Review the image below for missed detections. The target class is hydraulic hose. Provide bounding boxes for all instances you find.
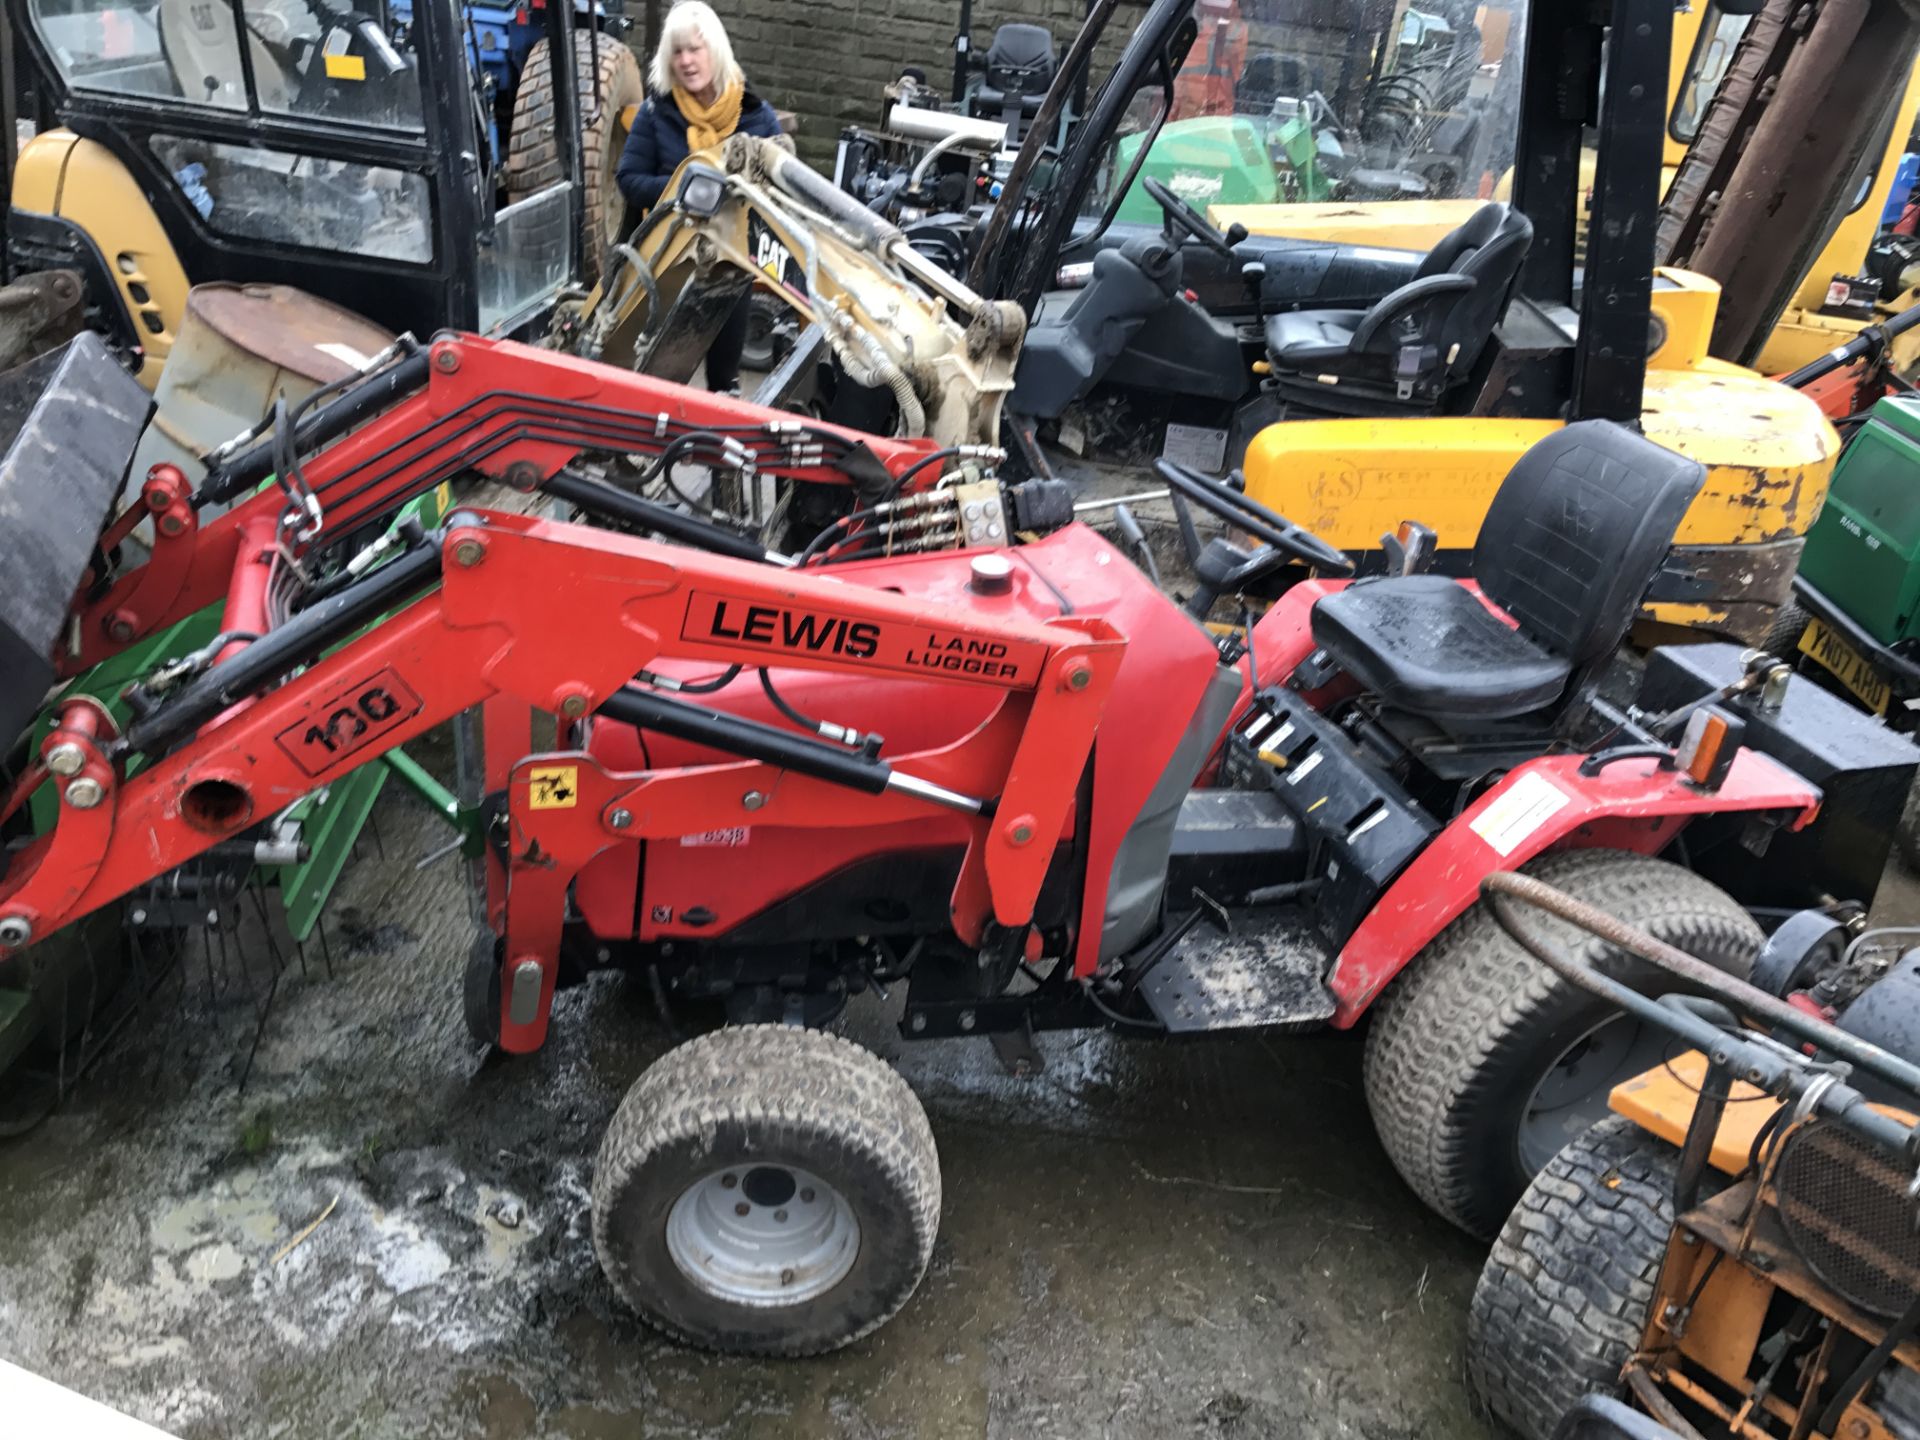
[202,348,431,506]
[1779,297,1920,390]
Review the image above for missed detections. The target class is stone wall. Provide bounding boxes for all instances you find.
[637,0,1151,171]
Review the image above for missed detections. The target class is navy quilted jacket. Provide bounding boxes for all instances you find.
[615,86,782,212]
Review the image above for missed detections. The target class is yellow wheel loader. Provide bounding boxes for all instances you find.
[0,0,633,387]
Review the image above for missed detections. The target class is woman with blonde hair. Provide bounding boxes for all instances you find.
[615,1,783,391]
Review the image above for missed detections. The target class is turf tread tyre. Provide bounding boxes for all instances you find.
[505,33,644,282]
[1363,849,1760,1239]
[1762,601,1810,660]
[591,1024,940,1355]
[1468,1116,1676,1440]
[462,932,502,1049]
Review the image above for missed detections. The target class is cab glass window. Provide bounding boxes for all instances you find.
[30,0,425,130]
[1110,0,1530,225]
[151,133,432,261]
[33,0,239,107]
[1670,4,1751,145]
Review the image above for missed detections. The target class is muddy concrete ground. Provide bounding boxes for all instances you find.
[0,768,1492,1440]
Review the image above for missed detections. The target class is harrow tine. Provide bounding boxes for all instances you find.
[247,879,295,983]
[52,945,72,1109]
[217,914,264,1023]
[237,964,283,1095]
[316,915,337,980]
[199,926,219,1011]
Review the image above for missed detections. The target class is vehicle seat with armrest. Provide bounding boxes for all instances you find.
[1307,421,1705,721]
[968,24,1056,136]
[1263,202,1531,412]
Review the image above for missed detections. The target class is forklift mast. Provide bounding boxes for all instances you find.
[1515,0,1672,423]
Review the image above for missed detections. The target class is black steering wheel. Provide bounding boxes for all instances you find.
[1154,458,1351,616]
[1142,175,1240,261]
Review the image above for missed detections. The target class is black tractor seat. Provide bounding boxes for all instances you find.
[1264,202,1532,413]
[1308,421,1706,721]
[1310,574,1570,717]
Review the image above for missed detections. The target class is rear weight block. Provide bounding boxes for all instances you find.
[0,334,150,748]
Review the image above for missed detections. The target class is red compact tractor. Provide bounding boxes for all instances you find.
[4,329,1915,1354]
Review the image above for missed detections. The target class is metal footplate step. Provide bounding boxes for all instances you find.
[1136,906,1335,1034]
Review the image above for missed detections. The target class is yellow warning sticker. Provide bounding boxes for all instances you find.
[324,52,367,81]
[529,766,578,809]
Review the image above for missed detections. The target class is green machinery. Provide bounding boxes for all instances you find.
[1786,396,1920,723]
[1114,104,1335,224]
[1794,399,1920,702]
[1,490,473,1126]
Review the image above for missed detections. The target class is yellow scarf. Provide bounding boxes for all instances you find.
[673,77,744,152]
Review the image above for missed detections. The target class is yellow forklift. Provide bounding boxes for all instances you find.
[959,0,1875,642]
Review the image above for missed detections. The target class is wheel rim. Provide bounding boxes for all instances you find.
[599,119,629,252]
[665,1163,860,1306]
[1517,1014,1671,1175]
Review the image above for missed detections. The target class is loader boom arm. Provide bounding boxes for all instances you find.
[70,333,954,675]
[8,509,1124,1052]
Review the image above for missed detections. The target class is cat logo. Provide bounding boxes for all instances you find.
[753,228,791,281]
[747,214,803,291]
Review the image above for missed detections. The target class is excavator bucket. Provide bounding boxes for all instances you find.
[0,333,149,748]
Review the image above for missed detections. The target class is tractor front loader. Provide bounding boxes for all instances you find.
[1470,872,1920,1440]
[551,133,1027,452]
[8,322,1920,1356]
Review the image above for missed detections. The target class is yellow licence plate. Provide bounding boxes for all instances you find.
[1798,617,1892,715]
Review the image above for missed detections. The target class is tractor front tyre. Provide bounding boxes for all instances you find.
[1363,848,1760,1239]
[591,1025,941,1355]
[1468,1116,1677,1440]
[505,33,646,284]
[462,932,502,1049]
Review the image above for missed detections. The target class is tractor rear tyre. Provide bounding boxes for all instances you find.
[1363,848,1760,1239]
[1468,1116,1677,1440]
[591,1024,940,1355]
[506,33,645,283]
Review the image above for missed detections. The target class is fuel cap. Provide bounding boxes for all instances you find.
[969,553,1014,595]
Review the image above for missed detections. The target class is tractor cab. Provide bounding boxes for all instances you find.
[0,0,636,386]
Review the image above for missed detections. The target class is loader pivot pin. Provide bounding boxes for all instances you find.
[44,742,86,777]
